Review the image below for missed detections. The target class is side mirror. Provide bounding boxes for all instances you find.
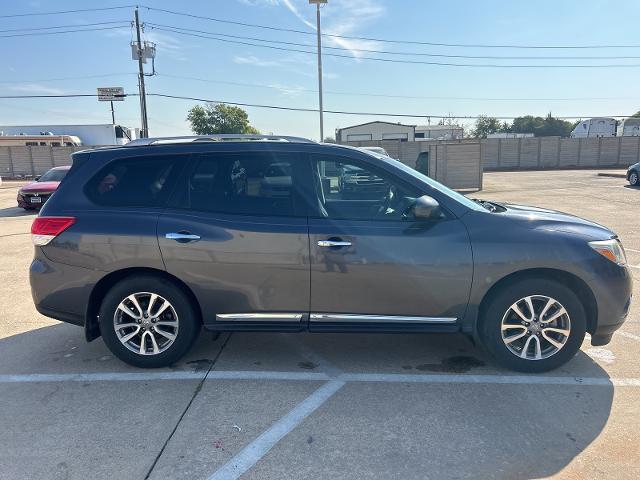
[34,175,41,181]
[411,195,442,220]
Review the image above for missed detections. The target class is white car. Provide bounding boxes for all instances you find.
[358,146,390,157]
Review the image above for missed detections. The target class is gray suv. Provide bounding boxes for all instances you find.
[30,135,633,372]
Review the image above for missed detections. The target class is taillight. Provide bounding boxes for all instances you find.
[31,217,76,246]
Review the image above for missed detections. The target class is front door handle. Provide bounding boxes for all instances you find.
[317,240,352,248]
[166,232,201,243]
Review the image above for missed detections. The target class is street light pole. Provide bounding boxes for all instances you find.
[309,0,327,142]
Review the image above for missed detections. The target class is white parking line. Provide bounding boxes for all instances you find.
[208,379,346,480]
[0,370,329,384]
[2,370,640,386]
[340,373,640,387]
[617,331,640,342]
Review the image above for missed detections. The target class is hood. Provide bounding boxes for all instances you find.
[499,203,615,240]
[19,181,61,193]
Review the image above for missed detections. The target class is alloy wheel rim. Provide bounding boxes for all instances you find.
[631,172,638,184]
[500,295,571,361]
[113,292,179,355]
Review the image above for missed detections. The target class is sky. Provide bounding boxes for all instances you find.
[2,0,640,141]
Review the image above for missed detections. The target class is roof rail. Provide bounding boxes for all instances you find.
[125,134,315,146]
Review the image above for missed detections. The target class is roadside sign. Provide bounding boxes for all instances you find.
[97,87,125,102]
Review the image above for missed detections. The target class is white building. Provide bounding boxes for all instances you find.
[415,124,464,140]
[336,121,415,143]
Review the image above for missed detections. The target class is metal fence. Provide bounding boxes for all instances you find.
[481,136,640,170]
[0,146,86,178]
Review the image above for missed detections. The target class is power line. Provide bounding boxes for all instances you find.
[0,21,130,34]
[150,26,640,68]
[145,92,633,119]
[147,23,640,60]
[156,73,640,102]
[0,73,137,84]
[0,5,135,18]
[0,91,633,119]
[0,25,130,38]
[141,5,640,50]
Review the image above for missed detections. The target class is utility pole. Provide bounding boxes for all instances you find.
[110,100,115,124]
[134,7,149,138]
[309,0,327,141]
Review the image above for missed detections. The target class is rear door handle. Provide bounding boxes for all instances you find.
[317,240,352,247]
[166,232,201,243]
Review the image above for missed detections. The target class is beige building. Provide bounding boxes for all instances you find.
[415,124,464,140]
[336,121,415,143]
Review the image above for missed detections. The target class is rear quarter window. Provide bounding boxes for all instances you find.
[85,155,184,207]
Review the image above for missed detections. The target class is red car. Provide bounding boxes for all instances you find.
[17,166,70,210]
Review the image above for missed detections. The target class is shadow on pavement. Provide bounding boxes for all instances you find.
[0,206,36,218]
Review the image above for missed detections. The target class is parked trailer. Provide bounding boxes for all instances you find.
[617,118,640,137]
[0,134,81,147]
[570,118,618,138]
[0,124,137,146]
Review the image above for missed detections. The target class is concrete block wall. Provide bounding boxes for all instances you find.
[480,137,639,170]
[0,146,85,178]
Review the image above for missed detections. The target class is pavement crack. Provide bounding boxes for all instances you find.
[143,332,232,480]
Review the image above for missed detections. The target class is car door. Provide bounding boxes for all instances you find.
[157,150,310,330]
[307,153,473,330]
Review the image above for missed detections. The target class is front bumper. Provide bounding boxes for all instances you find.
[17,192,51,209]
[589,262,633,346]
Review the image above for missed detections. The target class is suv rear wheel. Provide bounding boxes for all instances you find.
[481,278,586,373]
[99,275,200,368]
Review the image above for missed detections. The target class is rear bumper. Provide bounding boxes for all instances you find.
[30,250,100,328]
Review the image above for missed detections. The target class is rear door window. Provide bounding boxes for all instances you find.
[172,152,305,217]
[85,155,184,207]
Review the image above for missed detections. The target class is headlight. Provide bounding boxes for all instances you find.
[589,239,627,266]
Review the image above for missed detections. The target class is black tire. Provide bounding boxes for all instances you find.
[629,170,639,186]
[480,278,586,373]
[99,275,200,368]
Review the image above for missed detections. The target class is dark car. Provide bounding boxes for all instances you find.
[627,161,639,186]
[29,135,632,372]
[17,165,70,210]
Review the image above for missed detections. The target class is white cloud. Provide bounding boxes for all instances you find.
[8,84,66,95]
[268,83,307,97]
[278,0,385,58]
[234,55,282,67]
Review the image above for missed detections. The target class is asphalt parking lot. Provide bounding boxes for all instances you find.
[0,169,639,480]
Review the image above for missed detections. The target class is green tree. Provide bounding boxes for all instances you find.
[471,116,504,138]
[323,136,336,143]
[187,103,260,135]
[510,114,574,137]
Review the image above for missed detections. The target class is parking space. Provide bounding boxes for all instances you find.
[0,170,639,479]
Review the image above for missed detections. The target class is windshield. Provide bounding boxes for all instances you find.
[369,153,486,212]
[38,168,68,182]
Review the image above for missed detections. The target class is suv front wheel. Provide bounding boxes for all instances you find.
[99,275,200,368]
[481,278,586,373]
